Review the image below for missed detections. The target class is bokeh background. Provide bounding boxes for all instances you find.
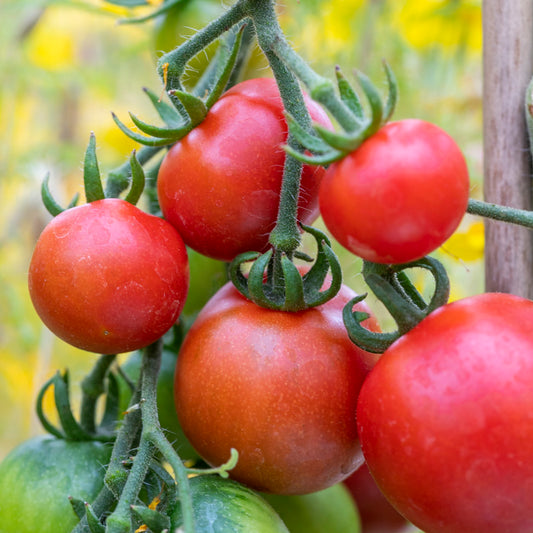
[0,0,483,463]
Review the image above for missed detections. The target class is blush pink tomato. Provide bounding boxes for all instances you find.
[357,292,533,533]
[157,77,333,262]
[28,198,189,354]
[174,281,380,495]
[319,119,469,264]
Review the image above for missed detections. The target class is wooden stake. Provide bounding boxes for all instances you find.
[483,1,533,297]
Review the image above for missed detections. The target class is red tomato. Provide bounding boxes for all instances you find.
[157,77,332,262]
[28,198,189,354]
[356,292,533,533]
[319,119,469,264]
[174,280,380,495]
[344,463,408,533]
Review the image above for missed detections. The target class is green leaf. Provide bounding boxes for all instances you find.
[69,497,87,521]
[143,87,184,126]
[112,112,176,147]
[355,70,383,136]
[382,60,398,123]
[131,505,171,533]
[129,111,190,139]
[335,66,365,121]
[124,150,146,206]
[167,90,208,125]
[85,503,106,533]
[284,145,344,166]
[285,113,332,154]
[205,24,245,109]
[83,133,106,202]
[41,173,79,216]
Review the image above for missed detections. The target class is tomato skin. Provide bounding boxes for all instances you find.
[173,475,289,532]
[174,281,379,495]
[0,436,112,533]
[319,119,469,264]
[356,293,533,533]
[28,198,189,354]
[157,78,332,262]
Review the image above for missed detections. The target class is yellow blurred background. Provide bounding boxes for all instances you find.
[0,0,483,458]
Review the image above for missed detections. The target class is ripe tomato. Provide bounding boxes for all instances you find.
[319,119,469,264]
[357,292,533,533]
[344,463,407,533]
[0,435,111,533]
[28,198,189,354]
[157,77,333,262]
[174,281,380,494]
[173,475,289,532]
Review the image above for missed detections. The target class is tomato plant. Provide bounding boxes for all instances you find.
[319,119,470,264]
[357,292,533,533]
[174,280,380,495]
[28,198,189,354]
[157,77,332,262]
[0,435,112,533]
[172,475,289,532]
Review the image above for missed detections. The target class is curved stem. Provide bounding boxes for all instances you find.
[79,354,116,435]
[467,198,533,228]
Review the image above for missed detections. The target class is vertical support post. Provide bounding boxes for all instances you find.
[483,1,533,297]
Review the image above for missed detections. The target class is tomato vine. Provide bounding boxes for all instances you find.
[8,1,533,532]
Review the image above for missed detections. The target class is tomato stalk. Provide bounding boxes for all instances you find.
[79,354,117,435]
[467,198,533,229]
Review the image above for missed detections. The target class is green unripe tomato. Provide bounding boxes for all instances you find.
[0,436,111,533]
[262,483,361,533]
[174,475,289,532]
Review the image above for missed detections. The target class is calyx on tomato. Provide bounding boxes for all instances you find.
[285,62,398,166]
[343,257,450,354]
[112,24,246,148]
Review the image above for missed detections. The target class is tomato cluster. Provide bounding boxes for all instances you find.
[13,8,533,529]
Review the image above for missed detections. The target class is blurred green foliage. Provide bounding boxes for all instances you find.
[0,0,483,458]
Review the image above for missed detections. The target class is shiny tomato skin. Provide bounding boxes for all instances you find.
[28,198,189,354]
[357,293,533,533]
[319,119,469,264]
[157,78,332,262]
[174,281,380,495]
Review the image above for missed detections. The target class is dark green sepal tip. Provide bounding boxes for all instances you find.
[229,225,342,312]
[343,257,450,354]
[131,504,171,533]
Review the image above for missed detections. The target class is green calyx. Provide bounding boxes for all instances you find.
[285,62,398,166]
[229,224,342,312]
[343,257,450,354]
[36,354,118,442]
[41,133,152,217]
[112,23,246,148]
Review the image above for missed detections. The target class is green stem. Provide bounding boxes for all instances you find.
[245,0,357,132]
[140,342,196,532]
[467,198,533,228]
[157,1,247,90]
[79,354,116,435]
